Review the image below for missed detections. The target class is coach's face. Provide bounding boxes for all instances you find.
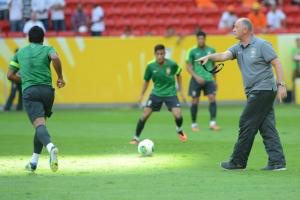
[155,50,165,64]
[232,20,245,40]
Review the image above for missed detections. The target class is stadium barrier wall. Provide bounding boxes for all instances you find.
[0,34,292,105]
[295,78,300,105]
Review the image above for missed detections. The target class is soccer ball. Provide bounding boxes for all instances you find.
[138,139,154,156]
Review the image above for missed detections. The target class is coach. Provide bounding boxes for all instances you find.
[198,18,287,171]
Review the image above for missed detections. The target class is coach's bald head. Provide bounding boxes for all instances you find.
[233,18,253,40]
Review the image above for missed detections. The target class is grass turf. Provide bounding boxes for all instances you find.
[0,105,299,200]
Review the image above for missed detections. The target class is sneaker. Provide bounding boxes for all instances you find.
[210,124,220,131]
[178,133,188,142]
[49,147,59,172]
[129,139,139,144]
[261,165,287,171]
[191,123,200,132]
[25,162,37,172]
[220,161,246,170]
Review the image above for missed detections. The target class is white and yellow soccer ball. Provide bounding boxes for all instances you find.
[138,139,154,156]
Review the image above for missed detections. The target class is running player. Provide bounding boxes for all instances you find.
[7,26,65,172]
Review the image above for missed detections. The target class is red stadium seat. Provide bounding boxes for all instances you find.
[77,32,91,36]
[109,30,123,36]
[138,7,155,19]
[115,19,132,29]
[45,32,58,37]
[106,7,124,19]
[148,18,167,30]
[7,32,25,38]
[0,32,7,38]
[57,31,76,37]
[123,7,140,19]
[0,20,10,32]
[38,0,300,36]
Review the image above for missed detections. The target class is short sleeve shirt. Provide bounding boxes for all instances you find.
[186,45,216,81]
[144,58,181,97]
[9,43,56,91]
[228,36,277,94]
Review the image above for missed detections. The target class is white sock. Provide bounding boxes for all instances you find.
[133,136,140,141]
[46,143,55,153]
[191,123,198,128]
[31,153,40,164]
[176,126,183,133]
[210,121,216,126]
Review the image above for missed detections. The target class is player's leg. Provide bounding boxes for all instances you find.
[130,107,153,144]
[171,107,187,142]
[259,107,286,170]
[221,90,276,170]
[207,94,220,131]
[188,78,201,131]
[23,86,58,172]
[3,82,17,111]
[16,83,23,111]
[25,128,43,172]
[190,97,200,131]
[205,81,220,131]
[130,94,162,144]
[166,96,187,142]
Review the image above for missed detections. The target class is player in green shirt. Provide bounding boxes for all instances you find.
[7,26,65,173]
[186,31,220,131]
[130,44,188,144]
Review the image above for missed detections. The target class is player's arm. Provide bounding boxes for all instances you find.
[196,51,233,65]
[49,52,65,88]
[186,63,205,84]
[7,55,21,83]
[139,80,150,104]
[186,50,205,84]
[271,58,287,103]
[139,64,152,104]
[7,69,21,83]
[176,74,187,103]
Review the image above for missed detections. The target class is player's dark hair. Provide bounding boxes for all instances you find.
[196,31,206,38]
[154,44,165,52]
[28,26,44,43]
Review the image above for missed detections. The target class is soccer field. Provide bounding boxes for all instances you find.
[0,105,299,200]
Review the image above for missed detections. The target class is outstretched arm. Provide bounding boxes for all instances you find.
[271,58,287,102]
[196,51,233,65]
[49,52,65,88]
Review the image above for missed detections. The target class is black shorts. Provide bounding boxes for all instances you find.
[146,94,181,112]
[23,85,55,123]
[188,78,216,98]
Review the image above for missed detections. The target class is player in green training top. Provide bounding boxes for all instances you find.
[186,31,220,131]
[7,26,65,172]
[130,44,188,144]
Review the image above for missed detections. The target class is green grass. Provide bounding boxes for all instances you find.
[0,105,299,200]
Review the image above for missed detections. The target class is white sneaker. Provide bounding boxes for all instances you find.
[191,123,200,131]
[25,162,37,172]
[49,147,59,172]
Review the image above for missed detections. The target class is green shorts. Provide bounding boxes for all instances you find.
[146,94,180,112]
[23,85,55,123]
[188,78,216,98]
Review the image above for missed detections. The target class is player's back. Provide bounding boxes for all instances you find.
[16,43,54,91]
